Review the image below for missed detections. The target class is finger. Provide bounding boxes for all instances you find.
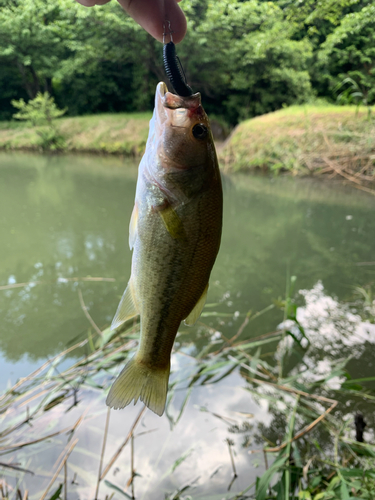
[116,0,187,43]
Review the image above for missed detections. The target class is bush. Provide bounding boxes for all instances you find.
[12,92,66,150]
[11,92,66,127]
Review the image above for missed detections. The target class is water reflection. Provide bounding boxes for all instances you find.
[300,281,375,356]
[0,153,137,368]
[1,154,375,368]
[2,278,374,498]
[256,280,375,460]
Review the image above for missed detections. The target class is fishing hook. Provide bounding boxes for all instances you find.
[163,21,194,97]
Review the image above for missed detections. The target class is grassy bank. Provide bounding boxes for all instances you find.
[0,112,228,156]
[221,105,375,191]
[0,113,152,155]
[1,105,375,193]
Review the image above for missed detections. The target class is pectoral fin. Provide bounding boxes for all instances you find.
[159,205,187,241]
[129,202,139,250]
[184,283,209,326]
[111,280,139,330]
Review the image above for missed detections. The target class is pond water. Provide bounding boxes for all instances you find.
[1,152,375,499]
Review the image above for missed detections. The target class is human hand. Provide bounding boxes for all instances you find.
[76,0,187,43]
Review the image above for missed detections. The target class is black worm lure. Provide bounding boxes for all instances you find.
[163,41,194,97]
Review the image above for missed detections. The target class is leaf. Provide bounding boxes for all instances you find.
[174,387,192,427]
[341,467,375,479]
[342,375,375,384]
[292,441,303,468]
[200,361,231,375]
[255,453,288,500]
[211,364,237,384]
[274,471,285,500]
[311,475,322,488]
[348,441,375,458]
[236,335,281,351]
[312,494,327,500]
[326,475,340,491]
[245,387,289,407]
[161,448,194,479]
[87,328,95,353]
[43,393,67,411]
[98,326,119,347]
[48,484,63,500]
[298,491,312,499]
[339,478,350,500]
[96,353,128,368]
[340,382,363,391]
[104,480,132,498]
[201,312,235,317]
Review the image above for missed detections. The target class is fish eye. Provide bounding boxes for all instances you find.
[192,123,208,140]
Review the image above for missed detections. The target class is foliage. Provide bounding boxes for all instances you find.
[12,92,66,126]
[0,0,375,123]
[0,0,312,124]
[0,0,147,118]
[1,0,375,123]
[0,0,75,98]
[176,0,313,123]
[11,92,66,150]
[317,3,375,107]
[334,77,372,119]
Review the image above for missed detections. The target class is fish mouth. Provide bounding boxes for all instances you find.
[155,82,169,132]
[157,81,168,97]
[158,82,201,111]
[155,82,204,131]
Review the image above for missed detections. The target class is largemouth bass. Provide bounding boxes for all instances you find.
[106,82,223,416]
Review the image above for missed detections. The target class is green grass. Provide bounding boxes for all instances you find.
[0,112,152,155]
[220,105,375,182]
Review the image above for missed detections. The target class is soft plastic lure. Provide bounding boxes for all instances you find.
[163,34,193,97]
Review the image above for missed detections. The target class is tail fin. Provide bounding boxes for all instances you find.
[106,356,170,417]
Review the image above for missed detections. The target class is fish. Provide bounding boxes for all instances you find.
[106,82,223,416]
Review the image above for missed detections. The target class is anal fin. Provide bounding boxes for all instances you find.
[184,283,209,326]
[111,280,138,330]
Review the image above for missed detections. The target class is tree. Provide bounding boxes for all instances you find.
[173,0,313,122]
[318,4,375,106]
[278,0,375,102]
[0,0,75,98]
[0,0,313,123]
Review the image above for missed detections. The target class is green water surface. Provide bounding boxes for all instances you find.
[1,152,375,498]
[1,153,374,369]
